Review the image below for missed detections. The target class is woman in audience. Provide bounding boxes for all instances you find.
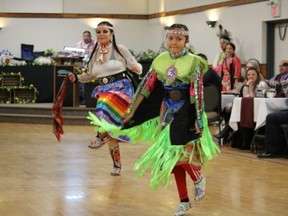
[235,66,269,149]
[220,42,242,92]
[246,58,265,81]
[214,59,268,147]
[242,67,268,97]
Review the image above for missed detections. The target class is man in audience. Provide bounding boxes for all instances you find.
[71,30,96,60]
[267,59,288,97]
[71,30,96,104]
[269,59,288,82]
[257,110,288,158]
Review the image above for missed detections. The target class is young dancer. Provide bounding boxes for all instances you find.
[88,23,220,216]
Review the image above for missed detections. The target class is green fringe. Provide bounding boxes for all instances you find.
[87,111,160,144]
[87,111,220,189]
[133,113,220,189]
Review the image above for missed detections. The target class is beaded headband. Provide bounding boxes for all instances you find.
[166,29,189,36]
[96,26,114,31]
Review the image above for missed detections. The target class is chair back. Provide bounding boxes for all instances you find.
[204,85,221,130]
[204,85,220,112]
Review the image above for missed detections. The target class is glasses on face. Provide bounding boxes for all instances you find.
[96,29,110,34]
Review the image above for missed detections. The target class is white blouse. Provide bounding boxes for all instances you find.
[77,44,142,83]
[243,80,269,97]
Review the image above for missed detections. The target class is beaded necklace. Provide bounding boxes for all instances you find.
[97,43,111,62]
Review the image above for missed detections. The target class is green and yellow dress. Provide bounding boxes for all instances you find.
[88,51,220,188]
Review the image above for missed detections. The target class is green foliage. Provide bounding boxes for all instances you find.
[130,49,159,62]
[44,49,55,56]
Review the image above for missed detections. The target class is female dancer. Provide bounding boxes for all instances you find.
[88,23,220,216]
[68,21,142,176]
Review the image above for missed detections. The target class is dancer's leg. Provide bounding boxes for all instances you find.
[88,131,110,149]
[109,138,121,176]
[182,164,206,201]
[172,165,193,216]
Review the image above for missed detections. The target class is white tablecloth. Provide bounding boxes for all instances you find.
[221,94,237,110]
[229,97,288,131]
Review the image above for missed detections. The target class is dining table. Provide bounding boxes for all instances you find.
[229,97,288,131]
[221,93,237,110]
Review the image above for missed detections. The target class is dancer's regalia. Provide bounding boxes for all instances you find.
[88,51,220,188]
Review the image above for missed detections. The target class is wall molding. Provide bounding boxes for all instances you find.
[0,0,267,19]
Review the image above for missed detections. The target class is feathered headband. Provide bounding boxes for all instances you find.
[217,25,231,43]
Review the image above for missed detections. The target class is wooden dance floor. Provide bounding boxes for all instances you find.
[0,123,287,216]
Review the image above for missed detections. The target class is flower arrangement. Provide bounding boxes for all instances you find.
[44,49,55,56]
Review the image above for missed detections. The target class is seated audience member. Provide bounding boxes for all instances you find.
[246,58,265,81]
[257,110,288,158]
[241,67,268,98]
[233,67,269,150]
[214,59,261,142]
[215,66,268,148]
[197,53,221,94]
[269,59,288,82]
[268,60,288,97]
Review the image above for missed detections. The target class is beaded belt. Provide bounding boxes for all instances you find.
[164,89,190,102]
[96,72,127,85]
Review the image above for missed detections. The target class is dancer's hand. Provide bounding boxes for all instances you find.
[195,121,202,134]
[122,111,134,123]
[131,64,140,73]
[67,72,76,83]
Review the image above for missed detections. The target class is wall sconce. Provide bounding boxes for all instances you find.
[206,21,217,28]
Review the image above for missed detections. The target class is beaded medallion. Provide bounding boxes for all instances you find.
[165,65,178,84]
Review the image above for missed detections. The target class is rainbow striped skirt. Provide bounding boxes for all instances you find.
[91,79,134,127]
